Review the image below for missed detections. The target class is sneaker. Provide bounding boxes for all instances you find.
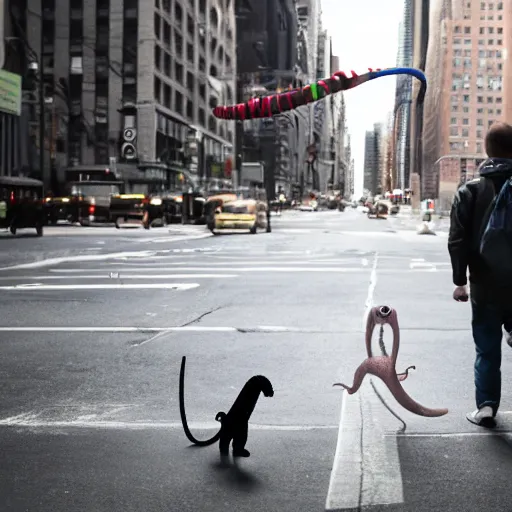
[466,406,496,428]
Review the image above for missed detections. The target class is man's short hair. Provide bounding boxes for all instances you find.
[485,122,512,158]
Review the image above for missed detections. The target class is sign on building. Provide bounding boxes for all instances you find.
[0,69,22,116]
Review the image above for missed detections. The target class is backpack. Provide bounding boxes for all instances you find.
[477,176,512,278]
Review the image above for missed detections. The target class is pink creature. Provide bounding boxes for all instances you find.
[333,305,448,417]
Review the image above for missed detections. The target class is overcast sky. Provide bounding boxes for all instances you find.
[320,0,404,195]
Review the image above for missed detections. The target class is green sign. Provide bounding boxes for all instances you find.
[0,69,22,116]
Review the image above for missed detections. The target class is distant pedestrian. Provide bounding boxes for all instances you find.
[448,122,512,428]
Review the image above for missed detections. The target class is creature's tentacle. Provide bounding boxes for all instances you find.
[397,365,416,382]
[333,361,369,394]
[179,356,222,446]
[212,67,427,120]
[385,377,448,417]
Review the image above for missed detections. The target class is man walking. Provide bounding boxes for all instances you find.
[448,122,512,428]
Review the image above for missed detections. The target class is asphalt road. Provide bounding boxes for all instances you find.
[0,209,511,512]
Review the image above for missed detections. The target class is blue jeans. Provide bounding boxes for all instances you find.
[471,300,508,415]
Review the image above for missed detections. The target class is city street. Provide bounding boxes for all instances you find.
[0,209,511,512]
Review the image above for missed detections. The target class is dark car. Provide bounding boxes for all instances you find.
[0,176,45,236]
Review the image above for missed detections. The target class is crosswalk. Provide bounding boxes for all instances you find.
[0,246,452,293]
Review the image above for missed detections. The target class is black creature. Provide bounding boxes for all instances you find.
[179,356,274,457]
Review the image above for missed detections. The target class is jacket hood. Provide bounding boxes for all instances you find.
[479,158,512,176]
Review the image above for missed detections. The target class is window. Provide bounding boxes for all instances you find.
[450,127,458,136]
[488,27,494,34]
[186,100,193,119]
[164,84,171,107]
[477,108,484,114]
[497,108,502,115]
[454,39,461,45]
[477,143,483,153]
[464,39,471,45]
[477,119,484,126]
[487,97,493,103]
[480,27,485,34]
[450,117,457,124]
[175,91,183,114]
[463,107,469,113]
[463,95,470,102]
[463,118,469,125]
[455,26,461,33]
[462,129,469,137]
[70,56,83,74]
[477,96,483,103]
[464,26,471,34]
[477,130,483,138]
[155,44,161,70]
[175,62,183,83]
[154,76,161,100]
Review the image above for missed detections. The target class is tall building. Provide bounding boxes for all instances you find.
[393,0,413,191]
[235,0,299,197]
[363,123,383,196]
[423,0,507,199]
[0,1,25,178]
[11,0,236,192]
[409,0,429,201]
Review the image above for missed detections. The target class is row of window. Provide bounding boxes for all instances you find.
[452,59,503,72]
[154,76,233,142]
[450,119,498,131]
[451,106,502,116]
[454,49,502,58]
[450,94,503,103]
[450,142,485,153]
[453,38,503,46]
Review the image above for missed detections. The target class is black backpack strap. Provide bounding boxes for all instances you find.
[474,177,495,244]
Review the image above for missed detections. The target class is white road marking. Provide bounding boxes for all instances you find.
[0,325,302,333]
[0,234,213,271]
[0,283,200,291]
[0,414,338,431]
[326,380,404,510]
[363,252,379,331]
[43,266,368,273]
[0,274,236,280]
[387,432,512,438]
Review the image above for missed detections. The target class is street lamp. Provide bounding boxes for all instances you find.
[5,37,45,187]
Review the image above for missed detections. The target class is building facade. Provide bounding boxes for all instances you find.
[409,0,429,202]
[13,0,236,192]
[423,0,507,199]
[236,0,299,198]
[393,0,413,191]
[363,123,383,196]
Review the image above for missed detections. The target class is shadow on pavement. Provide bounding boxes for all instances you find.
[210,456,262,492]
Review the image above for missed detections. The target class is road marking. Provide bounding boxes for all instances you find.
[45,266,367,273]
[0,235,213,271]
[363,252,378,331]
[0,283,200,291]
[387,431,512,438]
[0,274,236,280]
[0,325,304,333]
[0,414,338,431]
[326,380,404,510]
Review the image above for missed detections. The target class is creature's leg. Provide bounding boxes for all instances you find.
[333,361,369,394]
[232,421,250,457]
[219,427,231,456]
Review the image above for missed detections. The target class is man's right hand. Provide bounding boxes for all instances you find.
[453,285,469,302]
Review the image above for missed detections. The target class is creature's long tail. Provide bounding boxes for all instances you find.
[179,356,222,446]
[387,377,448,417]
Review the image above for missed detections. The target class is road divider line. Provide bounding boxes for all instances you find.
[0,274,237,280]
[326,380,404,510]
[0,234,213,271]
[0,283,200,291]
[363,252,379,331]
[0,415,339,430]
[0,325,307,332]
